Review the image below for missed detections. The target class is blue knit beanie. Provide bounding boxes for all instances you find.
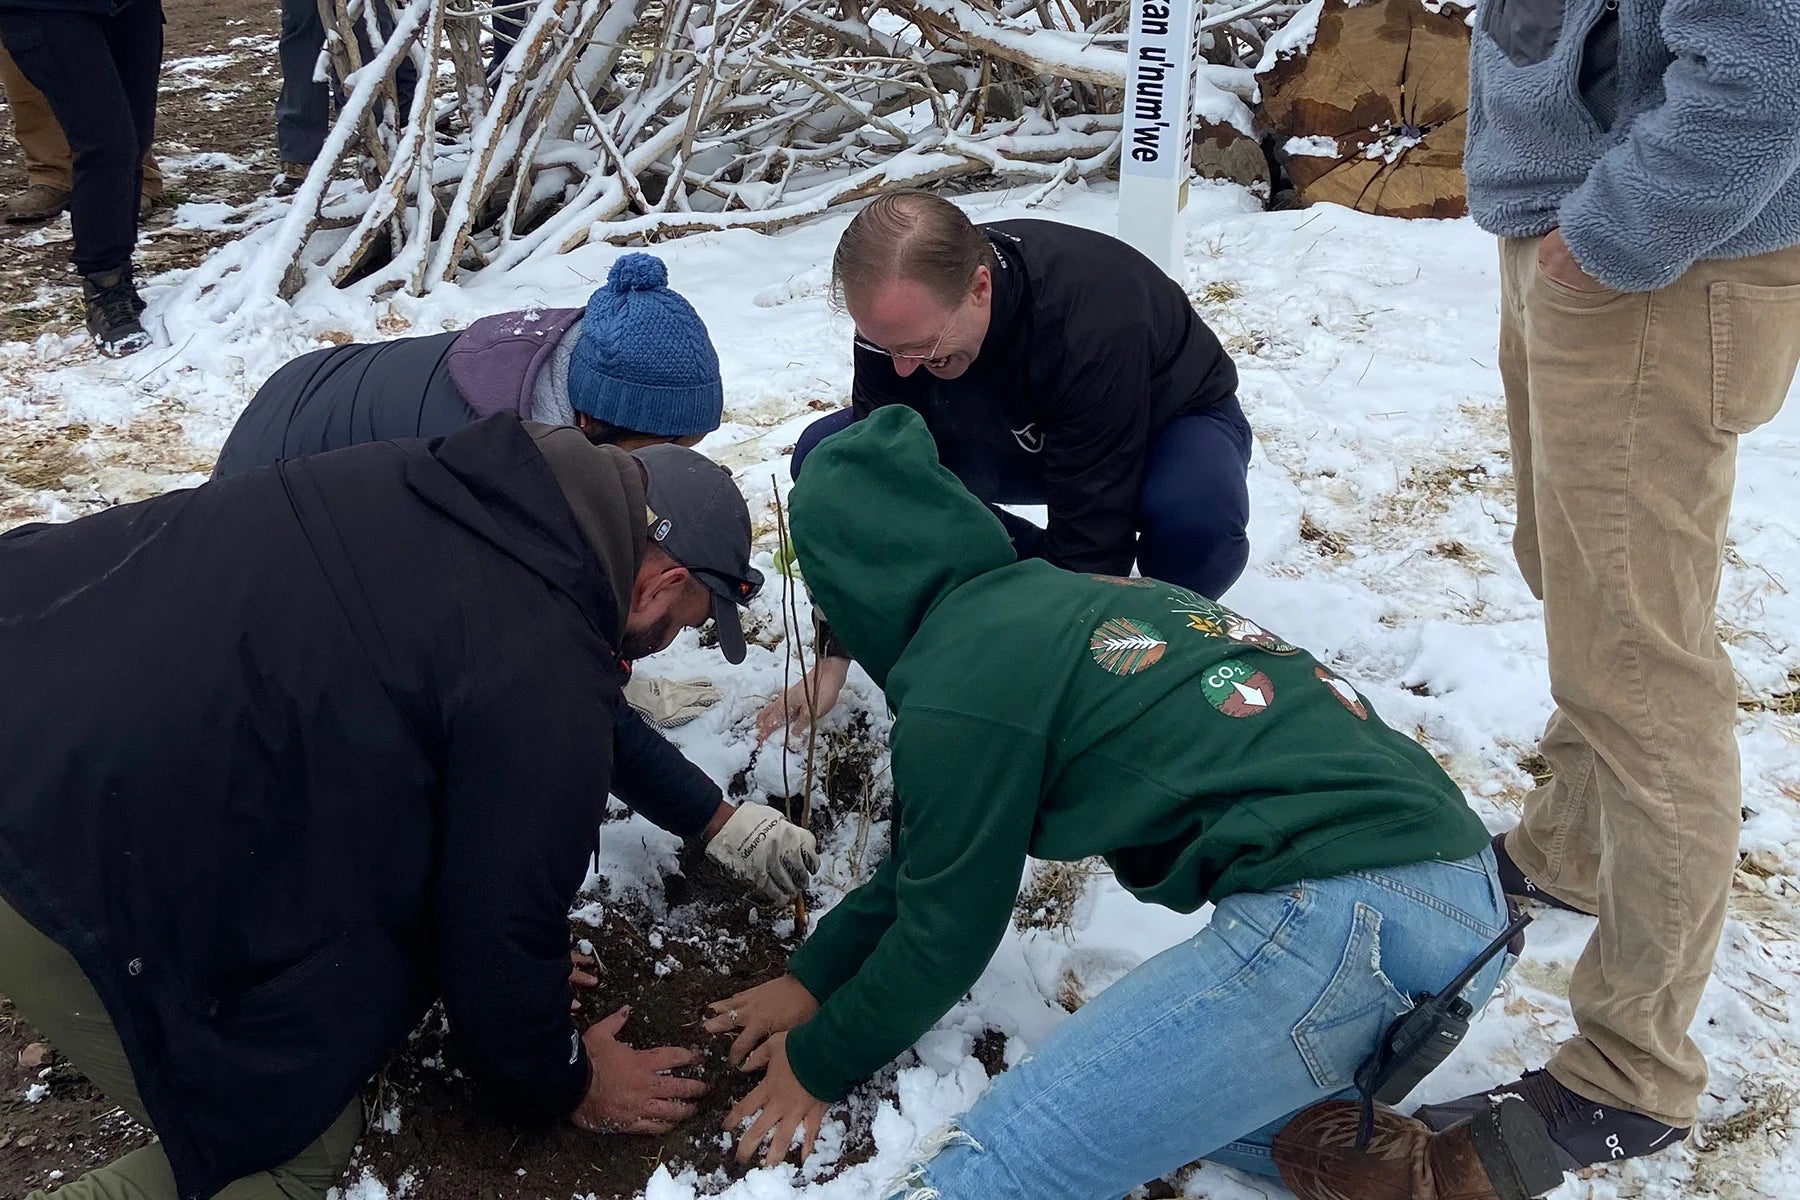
[567,254,724,436]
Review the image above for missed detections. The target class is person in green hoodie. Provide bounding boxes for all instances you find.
[703,406,1515,1197]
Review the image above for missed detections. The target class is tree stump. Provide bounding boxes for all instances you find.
[1258,0,1472,219]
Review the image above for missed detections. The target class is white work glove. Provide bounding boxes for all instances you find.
[623,675,722,729]
[705,804,819,903]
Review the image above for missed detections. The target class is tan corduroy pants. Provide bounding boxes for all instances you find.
[1497,235,1800,1127]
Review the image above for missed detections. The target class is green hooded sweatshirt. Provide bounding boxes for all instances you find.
[781,406,1488,1103]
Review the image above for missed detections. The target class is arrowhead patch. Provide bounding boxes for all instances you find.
[1315,666,1368,720]
[1089,617,1167,676]
[1203,659,1274,718]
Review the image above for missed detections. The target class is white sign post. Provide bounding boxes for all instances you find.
[1119,0,1202,278]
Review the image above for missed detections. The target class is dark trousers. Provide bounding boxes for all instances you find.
[792,398,1254,599]
[277,0,417,166]
[490,11,523,77]
[0,0,162,276]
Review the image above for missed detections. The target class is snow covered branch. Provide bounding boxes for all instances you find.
[191,0,1318,304]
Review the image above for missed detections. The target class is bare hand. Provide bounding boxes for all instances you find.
[704,975,820,1069]
[724,1032,829,1167]
[1538,229,1607,293]
[570,1007,708,1136]
[569,948,599,1012]
[755,658,851,743]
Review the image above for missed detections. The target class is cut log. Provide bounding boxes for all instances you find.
[1258,0,1471,219]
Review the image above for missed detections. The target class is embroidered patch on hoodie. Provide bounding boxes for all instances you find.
[1315,666,1369,720]
[1204,658,1274,717]
[1089,617,1167,676]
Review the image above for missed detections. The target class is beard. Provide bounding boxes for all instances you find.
[618,613,680,661]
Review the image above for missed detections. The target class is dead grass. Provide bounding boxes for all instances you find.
[1054,966,1088,1013]
[1299,511,1349,557]
[1738,669,1800,717]
[1699,1080,1795,1151]
[0,295,83,341]
[1013,858,1105,936]
[0,423,91,493]
[1193,280,1242,307]
[1517,753,1554,787]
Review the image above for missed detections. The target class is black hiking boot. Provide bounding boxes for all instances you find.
[1492,832,1594,915]
[82,267,151,358]
[1415,1069,1690,1171]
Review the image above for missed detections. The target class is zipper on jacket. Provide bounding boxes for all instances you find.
[1577,0,1623,131]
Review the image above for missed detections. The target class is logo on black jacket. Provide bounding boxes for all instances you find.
[1012,423,1045,454]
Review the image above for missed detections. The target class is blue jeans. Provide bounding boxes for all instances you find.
[790,400,1253,600]
[900,849,1512,1200]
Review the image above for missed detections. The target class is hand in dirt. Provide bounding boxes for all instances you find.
[754,657,850,744]
[705,975,820,1068]
[569,949,599,1012]
[570,1006,708,1136]
[725,1032,829,1167]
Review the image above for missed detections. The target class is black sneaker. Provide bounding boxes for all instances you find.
[1415,1069,1689,1170]
[82,268,151,358]
[1492,831,1594,915]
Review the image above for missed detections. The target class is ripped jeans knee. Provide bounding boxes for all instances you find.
[884,1125,985,1200]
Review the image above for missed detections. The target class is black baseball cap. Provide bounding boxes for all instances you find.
[632,443,763,664]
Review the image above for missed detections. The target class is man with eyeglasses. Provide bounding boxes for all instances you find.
[760,189,1249,742]
[0,414,813,1200]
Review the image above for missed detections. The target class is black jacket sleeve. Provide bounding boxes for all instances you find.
[434,661,610,1120]
[850,341,912,417]
[609,705,723,839]
[1037,347,1152,575]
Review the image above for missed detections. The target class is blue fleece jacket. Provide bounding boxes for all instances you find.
[1465,0,1800,292]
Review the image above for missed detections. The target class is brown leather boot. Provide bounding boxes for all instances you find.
[1272,1098,1565,1200]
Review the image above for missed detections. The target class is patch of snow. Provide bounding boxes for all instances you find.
[1284,134,1339,158]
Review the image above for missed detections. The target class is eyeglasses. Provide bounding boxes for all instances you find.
[853,316,955,369]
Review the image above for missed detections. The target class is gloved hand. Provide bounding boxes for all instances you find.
[624,675,722,729]
[705,804,819,903]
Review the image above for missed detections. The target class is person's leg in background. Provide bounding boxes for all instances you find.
[0,896,363,1200]
[901,854,1509,1200]
[1423,239,1800,1166]
[274,0,330,193]
[0,41,161,223]
[1135,395,1253,599]
[0,39,73,221]
[104,0,161,305]
[489,8,525,80]
[788,407,857,480]
[0,7,151,355]
[139,146,163,212]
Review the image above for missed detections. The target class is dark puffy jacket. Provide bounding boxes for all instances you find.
[0,417,628,1198]
[852,219,1238,576]
[211,307,582,480]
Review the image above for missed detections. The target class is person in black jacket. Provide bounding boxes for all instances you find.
[212,255,787,887]
[759,189,1250,740]
[0,0,162,356]
[0,415,813,1200]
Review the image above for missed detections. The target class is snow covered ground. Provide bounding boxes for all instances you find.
[3,181,1798,1199]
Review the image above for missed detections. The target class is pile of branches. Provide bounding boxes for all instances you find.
[259,0,1311,298]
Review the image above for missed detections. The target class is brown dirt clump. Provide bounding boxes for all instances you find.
[349,853,880,1198]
